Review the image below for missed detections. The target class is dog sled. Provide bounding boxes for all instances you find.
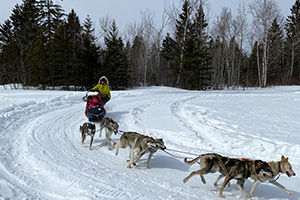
[83,91,106,122]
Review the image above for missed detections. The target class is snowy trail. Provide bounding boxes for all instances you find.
[0,86,300,200]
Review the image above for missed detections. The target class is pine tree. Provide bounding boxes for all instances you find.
[268,18,284,85]
[162,0,192,88]
[0,20,19,86]
[81,15,101,90]
[38,0,64,41]
[183,3,212,90]
[65,9,83,89]
[247,41,263,87]
[285,0,300,84]
[10,0,41,87]
[162,1,211,90]
[103,20,130,89]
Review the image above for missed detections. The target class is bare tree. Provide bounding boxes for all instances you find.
[233,1,248,87]
[249,0,281,87]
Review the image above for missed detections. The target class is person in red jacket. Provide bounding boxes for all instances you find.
[90,76,111,106]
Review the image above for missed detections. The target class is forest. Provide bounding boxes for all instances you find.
[0,0,299,90]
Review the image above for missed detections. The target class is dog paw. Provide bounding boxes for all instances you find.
[287,191,293,195]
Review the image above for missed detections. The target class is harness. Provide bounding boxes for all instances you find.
[104,124,118,135]
[214,154,230,174]
[269,162,281,183]
[257,161,281,183]
[244,162,250,178]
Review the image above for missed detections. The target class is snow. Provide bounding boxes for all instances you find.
[0,85,299,200]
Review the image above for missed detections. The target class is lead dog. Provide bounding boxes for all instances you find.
[99,117,119,150]
[213,155,296,197]
[183,153,273,198]
[113,132,161,168]
[250,155,296,197]
[80,122,96,150]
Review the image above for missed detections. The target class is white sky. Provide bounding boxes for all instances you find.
[0,0,296,33]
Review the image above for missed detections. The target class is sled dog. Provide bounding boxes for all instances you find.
[80,122,96,150]
[99,117,119,150]
[133,138,166,168]
[213,155,296,197]
[183,153,273,198]
[249,155,296,197]
[113,132,163,168]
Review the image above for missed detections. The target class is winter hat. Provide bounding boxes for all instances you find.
[92,99,98,104]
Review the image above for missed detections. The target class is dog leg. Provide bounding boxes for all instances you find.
[99,123,104,137]
[214,174,224,186]
[89,135,94,150]
[114,141,121,155]
[249,179,261,197]
[81,133,86,144]
[105,129,112,150]
[214,175,231,187]
[146,153,153,168]
[133,152,144,166]
[219,175,232,198]
[183,168,207,184]
[271,181,293,195]
[236,179,248,199]
[127,148,135,168]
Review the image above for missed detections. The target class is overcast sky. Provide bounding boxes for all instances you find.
[0,0,296,33]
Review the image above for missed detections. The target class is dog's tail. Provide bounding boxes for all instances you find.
[184,155,203,165]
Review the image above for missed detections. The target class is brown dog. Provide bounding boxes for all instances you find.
[183,153,273,198]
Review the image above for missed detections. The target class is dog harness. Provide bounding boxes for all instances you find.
[214,154,230,174]
[104,124,118,135]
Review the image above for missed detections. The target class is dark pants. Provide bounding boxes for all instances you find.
[101,97,110,106]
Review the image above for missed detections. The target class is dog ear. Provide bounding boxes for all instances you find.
[281,155,288,162]
[256,160,262,168]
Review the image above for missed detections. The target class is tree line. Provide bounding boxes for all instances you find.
[0,0,299,90]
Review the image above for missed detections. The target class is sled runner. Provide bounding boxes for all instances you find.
[83,91,106,122]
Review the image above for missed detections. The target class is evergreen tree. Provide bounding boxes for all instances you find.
[268,18,284,85]
[103,20,130,89]
[65,9,83,89]
[162,0,192,88]
[0,19,19,86]
[38,0,64,41]
[81,15,101,90]
[247,41,263,87]
[183,3,212,90]
[285,0,300,84]
[48,21,69,87]
[162,1,211,89]
[10,0,41,87]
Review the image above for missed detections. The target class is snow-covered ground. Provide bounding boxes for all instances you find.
[0,86,299,200]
